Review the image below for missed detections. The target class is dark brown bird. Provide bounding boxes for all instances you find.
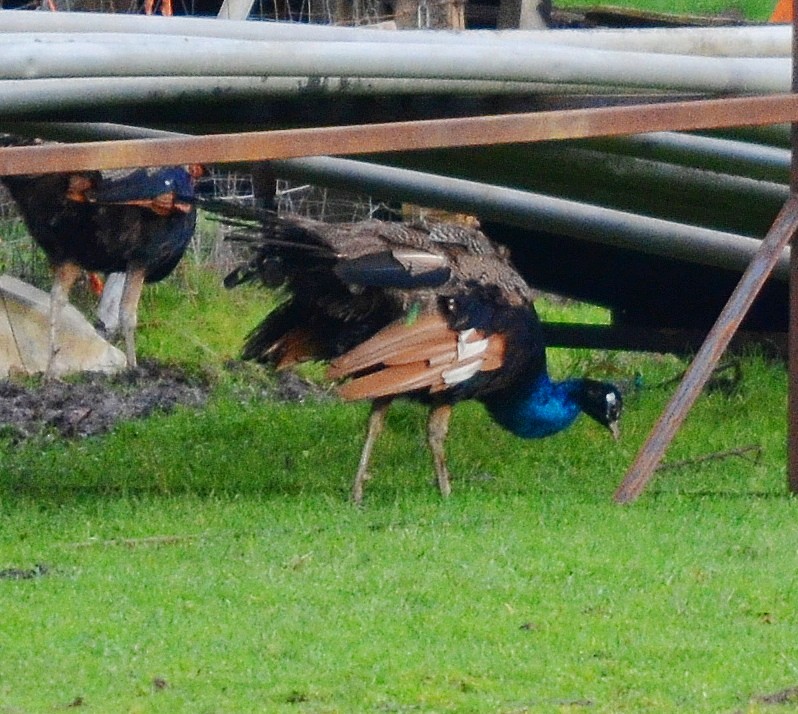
[224,211,622,503]
[1,135,201,376]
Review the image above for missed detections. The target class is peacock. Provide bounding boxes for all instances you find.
[222,209,622,503]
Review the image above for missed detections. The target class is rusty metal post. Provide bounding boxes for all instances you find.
[789,0,798,493]
[614,194,798,503]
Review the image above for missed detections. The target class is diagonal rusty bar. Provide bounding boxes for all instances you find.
[3,93,798,175]
[614,194,798,503]
[615,0,798,502]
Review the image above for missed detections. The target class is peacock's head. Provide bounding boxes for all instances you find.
[577,380,623,439]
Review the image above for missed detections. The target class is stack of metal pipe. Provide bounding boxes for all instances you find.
[0,10,793,325]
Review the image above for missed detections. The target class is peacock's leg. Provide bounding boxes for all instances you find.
[119,267,146,369]
[427,403,453,497]
[46,261,81,380]
[352,398,391,505]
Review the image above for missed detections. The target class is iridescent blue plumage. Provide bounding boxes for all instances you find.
[485,373,585,439]
[91,167,195,205]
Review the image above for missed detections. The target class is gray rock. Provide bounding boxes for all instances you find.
[0,274,126,378]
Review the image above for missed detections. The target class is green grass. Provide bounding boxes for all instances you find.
[0,255,796,712]
[555,0,776,21]
[134,263,274,370]
[3,492,798,713]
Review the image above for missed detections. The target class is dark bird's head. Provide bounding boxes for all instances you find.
[575,379,623,440]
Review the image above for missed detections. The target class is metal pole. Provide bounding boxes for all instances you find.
[0,76,580,118]
[788,0,798,493]
[590,132,791,184]
[4,95,798,176]
[0,35,789,93]
[1,120,789,278]
[614,194,798,503]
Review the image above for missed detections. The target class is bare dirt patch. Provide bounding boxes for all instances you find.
[0,360,209,441]
[0,359,327,443]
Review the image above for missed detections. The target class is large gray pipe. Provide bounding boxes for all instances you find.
[269,155,790,280]
[592,131,790,183]
[0,35,789,92]
[0,76,578,116]
[371,141,787,236]
[0,10,791,56]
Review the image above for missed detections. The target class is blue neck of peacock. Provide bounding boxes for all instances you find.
[483,372,584,439]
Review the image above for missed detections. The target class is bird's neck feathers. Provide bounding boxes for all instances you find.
[484,372,585,439]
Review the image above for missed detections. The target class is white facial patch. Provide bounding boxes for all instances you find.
[605,391,620,421]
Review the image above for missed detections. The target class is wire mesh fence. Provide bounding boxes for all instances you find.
[0,183,52,289]
[0,0,395,24]
[274,180,401,222]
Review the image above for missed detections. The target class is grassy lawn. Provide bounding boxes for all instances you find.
[555,0,777,21]
[0,257,796,713]
[0,0,791,705]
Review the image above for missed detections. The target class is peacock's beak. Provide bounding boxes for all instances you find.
[609,421,620,441]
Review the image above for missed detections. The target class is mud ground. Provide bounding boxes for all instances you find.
[0,359,327,443]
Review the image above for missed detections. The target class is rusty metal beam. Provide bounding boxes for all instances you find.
[789,0,798,494]
[614,194,798,503]
[4,94,798,176]
[4,120,787,279]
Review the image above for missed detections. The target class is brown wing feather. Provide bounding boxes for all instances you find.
[329,311,508,402]
[270,328,320,370]
[327,313,447,379]
[479,337,506,372]
[384,338,456,367]
[338,362,447,401]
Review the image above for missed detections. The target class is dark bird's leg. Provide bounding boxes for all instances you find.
[352,397,391,505]
[46,261,81,380]
[427,403,453,498]
[119,267,146,369]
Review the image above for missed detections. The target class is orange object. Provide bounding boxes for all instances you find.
[88,272,105,296]
[65,174,94,203]
[144,0,173,15]
[770,0,791,22]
